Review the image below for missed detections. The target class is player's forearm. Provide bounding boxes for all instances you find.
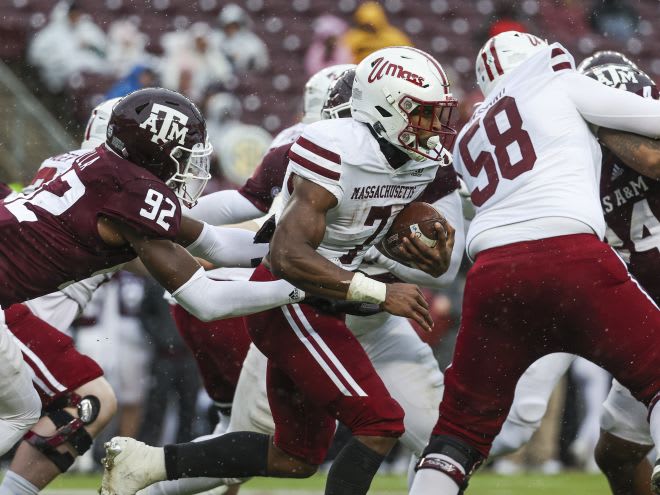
[172,268,304,321]
[598,128,660,180]
[186,222,268,268]
[270,242,354,299]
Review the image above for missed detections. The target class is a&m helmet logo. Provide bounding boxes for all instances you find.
[139,103,190,145]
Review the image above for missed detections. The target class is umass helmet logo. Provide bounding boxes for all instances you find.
[367,57,429,88]
[139,103,190,145]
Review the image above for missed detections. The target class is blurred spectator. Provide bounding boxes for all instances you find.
[138,278,201,445]
[205,92,272,187]
[27,0,107,93]
[304,15,353,77]
[106,19,152,78]
[216,3,269,73]
[105,64,158,99]
[160,23,233,103]
[537,0,590,40]
[487,2,528,38]
[343,1,412,64]
[588,0,639,40]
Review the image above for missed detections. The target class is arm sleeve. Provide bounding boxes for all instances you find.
[561,72,660,138]
[369,191,465,289]
[186,222,268,268]
[287,128,343,201]
[172,268,304,321]
[186,189,263,225]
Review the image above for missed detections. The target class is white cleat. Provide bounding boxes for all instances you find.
[100,437,166,495]
[652,459,660,494]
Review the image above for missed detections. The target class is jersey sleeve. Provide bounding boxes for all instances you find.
[102,179,182,240]
[287,126,343,201]
[417,165,460,203]
[238,143,292,212]
[547,43,575,74]
[561,71,660,138]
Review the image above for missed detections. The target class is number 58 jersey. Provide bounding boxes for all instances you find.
[0,145,181,307]
[454,43,606,256]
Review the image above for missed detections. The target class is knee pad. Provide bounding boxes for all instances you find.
[24,393,100,472]
[345,396,405,438]
[416,435,485,493]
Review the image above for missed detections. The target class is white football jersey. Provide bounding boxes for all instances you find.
[454,43,605,256]
[279,119,439,270]
[268,122,306,151]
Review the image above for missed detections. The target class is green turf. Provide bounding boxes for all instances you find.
[42,471,611,494]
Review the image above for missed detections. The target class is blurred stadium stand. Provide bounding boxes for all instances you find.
[1,0,659,181]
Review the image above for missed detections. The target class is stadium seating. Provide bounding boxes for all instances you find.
[3,0,659,136]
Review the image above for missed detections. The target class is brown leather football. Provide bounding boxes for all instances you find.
[379,202,445,264]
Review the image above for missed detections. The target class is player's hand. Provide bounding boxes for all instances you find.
[396,221,455,277]
[381,283,433,331]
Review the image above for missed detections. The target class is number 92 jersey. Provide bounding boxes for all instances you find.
[454,43,606,254]
[0,145,181,307]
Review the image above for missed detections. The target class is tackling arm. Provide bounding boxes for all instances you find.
[100,218,303,321]
[564,72,660,138]
[176,216,268,268]
[597,128,660,180]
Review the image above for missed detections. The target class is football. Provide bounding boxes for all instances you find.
[379,202,445,264]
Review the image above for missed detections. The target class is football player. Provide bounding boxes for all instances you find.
[410,31,660,495]
[0,98,124,461]
[101,46,457,495]
[138,66,465,495]
[488,57,660,495]
[0,88,309,459]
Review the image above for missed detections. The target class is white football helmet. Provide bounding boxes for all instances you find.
[351,46,457,162]
[475,31,547,97]
[81,97,122,149]
[302,64,356,124]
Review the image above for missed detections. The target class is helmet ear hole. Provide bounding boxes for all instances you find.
[375,106,392,117]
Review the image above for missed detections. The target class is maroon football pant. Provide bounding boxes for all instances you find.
[5,303,103,408]
[434,234,660,458]
[245,264,405,465]
[171,305,251,405]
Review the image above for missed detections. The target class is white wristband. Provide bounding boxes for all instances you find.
[346,272,387,305]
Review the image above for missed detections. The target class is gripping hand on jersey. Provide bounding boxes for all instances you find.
[394,221,455,277]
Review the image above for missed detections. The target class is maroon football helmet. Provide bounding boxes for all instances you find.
[577,50,638,73]
[321,68,356,120]
[106,87,212,206]
[582,63,658,100]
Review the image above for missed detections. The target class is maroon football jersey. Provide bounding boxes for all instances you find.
[600,148,659,302]
[0,146,181,307]
[238,143,292,213]
[417,164,461,204]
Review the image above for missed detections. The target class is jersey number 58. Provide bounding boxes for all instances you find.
[459,96,537,206]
